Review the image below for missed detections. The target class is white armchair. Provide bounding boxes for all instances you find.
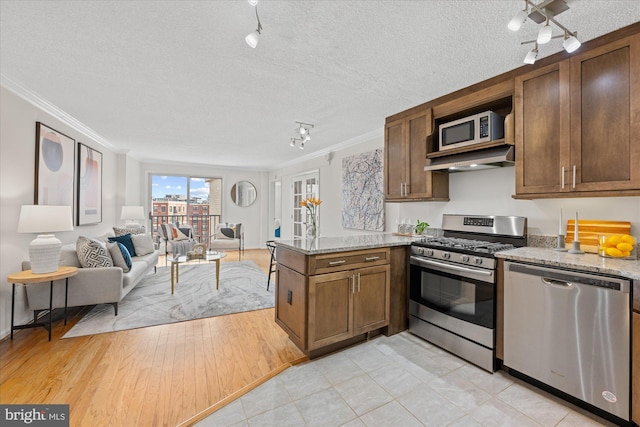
[159,223,198,265]
[210,223,244,260]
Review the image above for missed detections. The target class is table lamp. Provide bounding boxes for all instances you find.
[17,205,74,273]
[120,205,145,228]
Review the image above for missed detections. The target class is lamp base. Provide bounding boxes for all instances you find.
[29,234,62,273]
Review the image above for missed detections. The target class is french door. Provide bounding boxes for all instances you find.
[291,171,319,239]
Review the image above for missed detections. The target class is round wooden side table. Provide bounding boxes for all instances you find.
[7,266,78,341]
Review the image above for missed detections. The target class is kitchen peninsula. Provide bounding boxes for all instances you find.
[274,234,413,357]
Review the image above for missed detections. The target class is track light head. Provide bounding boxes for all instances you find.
[247,0,258,5]
[290,138,296,148]
[508,9,528,32]
[537,20,553,44]
[523,45,539,64]
[563,33,581,53]
[300,141,305,150]
[245,4,262,48]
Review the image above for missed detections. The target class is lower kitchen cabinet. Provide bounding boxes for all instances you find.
[633,311,639,425]
[275,246,393,357]
[309,265,389,350]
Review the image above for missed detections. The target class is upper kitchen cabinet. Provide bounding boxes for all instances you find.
[515,33,640,198]
[385,108,449,201]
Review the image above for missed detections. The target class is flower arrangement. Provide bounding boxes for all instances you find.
[300,197,322,238]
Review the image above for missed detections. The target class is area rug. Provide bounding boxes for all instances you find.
[62,260,273,338]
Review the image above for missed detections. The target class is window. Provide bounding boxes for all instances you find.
[151,175,222,242]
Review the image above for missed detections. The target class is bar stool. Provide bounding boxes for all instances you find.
[266,240,277,291]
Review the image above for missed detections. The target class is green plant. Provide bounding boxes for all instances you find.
[415,220,429,235]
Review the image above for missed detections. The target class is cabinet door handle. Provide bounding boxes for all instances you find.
[561,166,565,189]
[365,256,380,261]
[400,183,404,196]
[329,260,346,265]
[351,275,355,293]
[572,165,576,189]
[357,273,361,292]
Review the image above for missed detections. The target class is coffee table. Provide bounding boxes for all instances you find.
[169,251,227,294]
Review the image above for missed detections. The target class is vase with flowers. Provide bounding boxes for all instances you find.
[300,197,322,239]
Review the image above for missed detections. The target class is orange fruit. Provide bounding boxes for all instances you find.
[616,242,634,252]
[621,235,636,245]
[606,235,622,246]
[606,247,623,257]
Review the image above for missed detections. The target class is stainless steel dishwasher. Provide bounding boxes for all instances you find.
[503,261,631,423]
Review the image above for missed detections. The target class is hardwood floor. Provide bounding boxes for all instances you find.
[0,249,306,426]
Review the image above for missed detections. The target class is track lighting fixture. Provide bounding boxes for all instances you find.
[290,122,314,150]
[563,32,581,53]
[508,2,528,32]
[523,43,539,64]
[245,2,262,48]
[537,18,553,44]
[508,0,581,63]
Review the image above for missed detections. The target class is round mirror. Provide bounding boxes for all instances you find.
[231,181,257,207]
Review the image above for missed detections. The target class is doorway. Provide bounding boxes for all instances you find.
[291,171,319,239]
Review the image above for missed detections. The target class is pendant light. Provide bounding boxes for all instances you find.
[245,2,262,48]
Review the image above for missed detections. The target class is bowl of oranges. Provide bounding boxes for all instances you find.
[598,234,636,259]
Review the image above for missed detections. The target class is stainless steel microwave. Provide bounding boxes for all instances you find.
[439,111,504,151]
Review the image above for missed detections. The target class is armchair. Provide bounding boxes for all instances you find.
[210,223,244,260]
[159,223,198,265]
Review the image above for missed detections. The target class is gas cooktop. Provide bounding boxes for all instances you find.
[413,237,516,255]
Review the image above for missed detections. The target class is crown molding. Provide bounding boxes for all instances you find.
[1,74,122,152]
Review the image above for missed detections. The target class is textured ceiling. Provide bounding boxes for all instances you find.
[1,1,639,170]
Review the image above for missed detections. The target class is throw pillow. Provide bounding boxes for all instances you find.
[161,223,174,241]
[174,227,191,241]
[131,233,155,256]
[113,226,146,237]
[77,236,114,268]
[107,242,132,272]
[108,234,137,257]
[216,227,235,239]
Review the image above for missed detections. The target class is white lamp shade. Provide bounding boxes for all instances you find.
[245,31,259,48]
[120,205,145,220]
[508,10,527,32]
[563,35,581,53]
[537,25,553,44]
[17,205,73,234]
[248,0,258,5]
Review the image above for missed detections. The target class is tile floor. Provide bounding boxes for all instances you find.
[196,332,618,427]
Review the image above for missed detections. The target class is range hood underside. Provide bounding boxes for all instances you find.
[424,145,515,172]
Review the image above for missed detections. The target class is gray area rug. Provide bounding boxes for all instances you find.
[63,260,273,338]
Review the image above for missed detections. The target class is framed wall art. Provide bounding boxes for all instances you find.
[341,148,384,231]
[35,122,75,209]
[77,142,102,225]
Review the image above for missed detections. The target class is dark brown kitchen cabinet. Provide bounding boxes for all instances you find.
[308,264,389,351]
[385,108,449,201]
[515,33,640,198]
[275,246,393,357]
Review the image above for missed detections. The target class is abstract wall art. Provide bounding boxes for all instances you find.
[77,142,102,225]
[341,148,384,231]
[35,122,75,209]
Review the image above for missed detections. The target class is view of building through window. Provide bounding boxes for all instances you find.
[150,175,222,243]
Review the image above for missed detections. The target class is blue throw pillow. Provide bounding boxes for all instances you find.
[108,233,136,257]
[108,242,132,272]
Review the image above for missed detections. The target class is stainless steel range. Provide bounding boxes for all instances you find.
[409,214,527,372]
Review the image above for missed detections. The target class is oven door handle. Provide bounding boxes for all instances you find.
[410,256,492,276]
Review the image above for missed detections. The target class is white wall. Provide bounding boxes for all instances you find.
[0,86,125,338]
[140,162,268,250]
[271,130,640,240]
[397,167,640,236]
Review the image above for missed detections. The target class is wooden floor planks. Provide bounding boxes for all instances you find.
[0,249,306,426]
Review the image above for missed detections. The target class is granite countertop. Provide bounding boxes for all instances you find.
[276,233,415,255]
[496,247,640,280]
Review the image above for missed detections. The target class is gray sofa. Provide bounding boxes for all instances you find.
[22,234,158,316]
